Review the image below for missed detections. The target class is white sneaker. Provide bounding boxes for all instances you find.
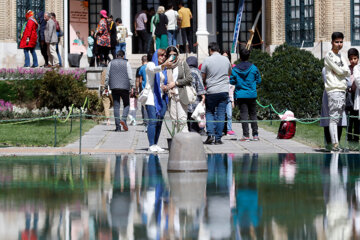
[155,145,165,153]
[148,145,158,153]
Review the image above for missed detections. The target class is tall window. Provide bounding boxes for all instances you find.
[16,0,45,46]
[285,0,314,47]
[352,0,360,45]
[89,0,108,32]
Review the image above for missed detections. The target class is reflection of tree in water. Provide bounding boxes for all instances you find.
[252,154,325,239]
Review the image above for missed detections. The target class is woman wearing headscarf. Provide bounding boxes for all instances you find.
[145,49,173,153]
[165,46,193,132]
[154,6,168,50]
[20,10,38,67]
[96,10,111,66]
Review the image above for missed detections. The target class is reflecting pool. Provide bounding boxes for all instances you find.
[0,153,360,239]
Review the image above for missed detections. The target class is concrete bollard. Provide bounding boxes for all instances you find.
[168,132,207,171]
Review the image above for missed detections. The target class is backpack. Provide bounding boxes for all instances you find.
[277,121,296,139]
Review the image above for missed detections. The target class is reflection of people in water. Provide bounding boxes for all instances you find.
[232,153,261,240]
[279,153,297,184]
[21,212,38,240]
[73,31,84,46]
[323,153,351,240]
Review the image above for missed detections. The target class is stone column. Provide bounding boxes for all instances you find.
[196,0,209,61]
[122,0,133,54]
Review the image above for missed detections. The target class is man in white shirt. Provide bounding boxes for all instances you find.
[165,4,178,46]
[325,32,351,151]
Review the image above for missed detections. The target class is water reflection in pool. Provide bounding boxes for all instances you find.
[0,153,360,239]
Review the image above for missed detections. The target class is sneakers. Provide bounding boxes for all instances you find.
[204,136,215,144]
[239,136,251,142]
[148,145,166,153]
[149,145,158,153]
[252,135,260,141]
[227,130,235,135]
[120,120,128,131]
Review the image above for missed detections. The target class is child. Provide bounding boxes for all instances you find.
[128,92,137,126]
[347,48,360,143]
[230,48,261,141]
[277,111,296,139]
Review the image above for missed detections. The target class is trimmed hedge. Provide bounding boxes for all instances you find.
[234,44,324,119]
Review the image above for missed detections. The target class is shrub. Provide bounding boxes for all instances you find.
[37,70,90,110]
[234,44,324,119]
[0,80,39,103]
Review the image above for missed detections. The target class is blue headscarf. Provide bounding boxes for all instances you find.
[152,50,168,115]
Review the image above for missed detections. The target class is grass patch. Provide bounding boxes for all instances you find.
[258,121,358,150]
[0,119,97,147]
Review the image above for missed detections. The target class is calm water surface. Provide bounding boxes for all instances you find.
[0,153,359,239]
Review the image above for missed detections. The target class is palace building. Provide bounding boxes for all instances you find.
[0,0,358,67]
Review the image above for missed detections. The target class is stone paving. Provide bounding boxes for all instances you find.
[0,117,317,156]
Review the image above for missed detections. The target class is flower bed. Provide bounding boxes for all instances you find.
[0,67,86,81]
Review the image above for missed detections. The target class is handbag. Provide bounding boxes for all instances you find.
[179,85,197,105]
[138,82,150,105]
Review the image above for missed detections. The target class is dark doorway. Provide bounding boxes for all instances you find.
[216,0,262,53]
[131,0,196,54]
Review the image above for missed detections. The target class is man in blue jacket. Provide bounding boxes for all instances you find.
[230,48,261,141]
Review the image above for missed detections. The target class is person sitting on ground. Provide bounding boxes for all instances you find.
[105,50,134,132]
[277,110,296,139]
[230,47,261,141]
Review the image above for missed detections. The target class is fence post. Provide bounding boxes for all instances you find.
[79,108,82,155]
[54,116,57,147]
[70,108,73,133]
[269,108,272,125]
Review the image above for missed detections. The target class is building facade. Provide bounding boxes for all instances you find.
[0,0,358,68]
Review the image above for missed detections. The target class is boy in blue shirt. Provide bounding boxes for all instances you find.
[230,48,261,141]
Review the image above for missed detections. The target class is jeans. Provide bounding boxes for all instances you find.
[115,42,126,56]
[146,99,167,146]
[141,105,148,126]
[226,99,233,131]
[56,43,62,66]
[112,89,130,128]
[236,98,258,137]
[205,92,228,141]
[23,48,38,67]
[167,30,177,46]
[327,91,346,144]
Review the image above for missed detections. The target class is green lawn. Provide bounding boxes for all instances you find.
[259,121,359,150]
[0,119,97,147]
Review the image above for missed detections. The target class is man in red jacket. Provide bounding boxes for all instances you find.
[20,10,38,67]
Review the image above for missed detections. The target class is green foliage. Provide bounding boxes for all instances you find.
[0,80,39,103]
[37,70,94,110]
[235,44,324,119]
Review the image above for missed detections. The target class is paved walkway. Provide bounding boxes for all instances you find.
[0,119,316,156]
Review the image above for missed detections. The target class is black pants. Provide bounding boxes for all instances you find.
[137,30,148,53]
[187,112,201,133]
[98,46,109,66]
[347,109,360,142]
[111,47,117,60]
[236,98,258,137]
[88,57,95,67]
[180,27,193,53]
[111,89,130,128]
[40,41,48,65]
[324,126,343,145]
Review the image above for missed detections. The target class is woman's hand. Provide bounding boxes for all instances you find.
[167,82,176,89]
[161,58,173,69]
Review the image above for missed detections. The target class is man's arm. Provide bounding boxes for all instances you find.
[202,73,207,87]
[104,62,111,88]
[127,62,134,89]
[324,53,350,77]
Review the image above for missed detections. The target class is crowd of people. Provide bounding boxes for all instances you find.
[322,32,360,151]
[19,10,62,68]
[103,40,262,153]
